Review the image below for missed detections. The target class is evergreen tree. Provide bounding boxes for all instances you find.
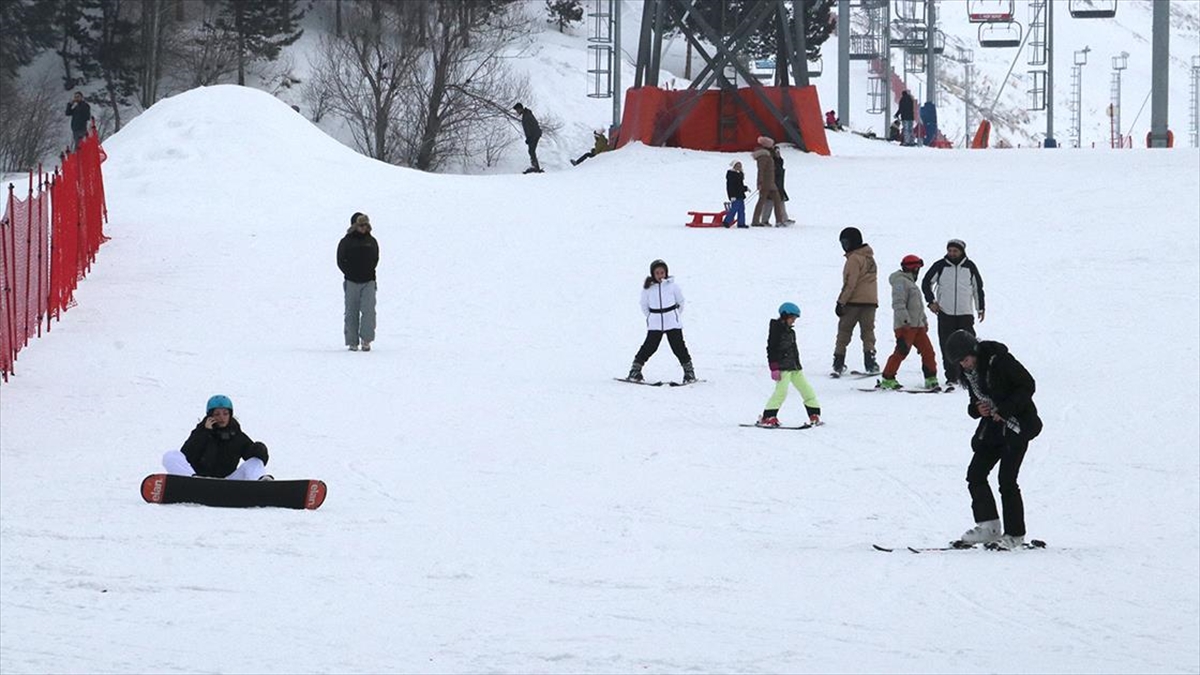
[60,0,140,130]
[0,0,59,79]
[211,0,305,85]
[544,0,583,33]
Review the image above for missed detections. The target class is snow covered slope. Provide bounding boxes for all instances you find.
[0,84,1198,673]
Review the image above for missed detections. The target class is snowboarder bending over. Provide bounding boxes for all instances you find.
[833,227,879,376]
[757,302,821,427]
[338,212,379,351]
[162,395,272,480]
[947,330,1042,550]
[878,255,939,390]
[513,102,542,173]
[626,259,696,384]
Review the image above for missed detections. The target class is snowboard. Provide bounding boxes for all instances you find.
[141,474,327,510]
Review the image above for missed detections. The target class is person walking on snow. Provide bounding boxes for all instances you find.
[946,330,1042,550]
[513,103,542,173]
[337,212,379,351]
[832,227,879,376]
[762,144,795,226]
[626,259,696,384]
[722,161,749,228]
[757,302,821,427]
[878,255,939,390]
[162,395,272,480]
[922,239,986,386]
[750,136,787,227]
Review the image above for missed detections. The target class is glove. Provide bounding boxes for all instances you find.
[769,362,781,381]
[246,441,269,466]
[835,303,845,318]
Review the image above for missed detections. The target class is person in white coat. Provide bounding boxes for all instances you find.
[626,259,696,383]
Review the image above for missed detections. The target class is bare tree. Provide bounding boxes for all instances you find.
[306,9,420,162]
[170,3,240,88]
[0,73,68,172]
[394,1,537,172]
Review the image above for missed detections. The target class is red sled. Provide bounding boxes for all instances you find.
[685,210,727,228]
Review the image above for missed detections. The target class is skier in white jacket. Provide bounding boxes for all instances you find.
[625,259,696,384]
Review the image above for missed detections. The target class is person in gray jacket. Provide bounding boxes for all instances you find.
[922,239,986,385]
[337,212,379,351]
[878,255,938,390]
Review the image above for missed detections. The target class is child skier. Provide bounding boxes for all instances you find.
[758,302,821,427]
[626,259,696,384]
[879,255,939,390]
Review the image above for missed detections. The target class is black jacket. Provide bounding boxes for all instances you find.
[766,318,802,371]
[772,151,788,201]
[66,101,91,133]
[181,418,267,478]
[337,230,379,283]
[965,341,1042,442]
[895,92,916,121]
[520,108,541,142]
[725,170,748,200]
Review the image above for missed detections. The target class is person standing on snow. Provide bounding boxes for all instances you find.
[877,255,939,390]
[750,136,787,227]
[513,102,542,173]
[625,259,696,384]
[722,160,749,228]
[832,227,879,376]
[757,302,821,428]
[894,89,917,146]
[65,91,91,149]
[337,212,379,352]
[162,395,272,480]
[922,239,986,386]
[946,330,1042,550]
[762,144,795,226]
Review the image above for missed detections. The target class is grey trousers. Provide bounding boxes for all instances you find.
[344,280,377,346]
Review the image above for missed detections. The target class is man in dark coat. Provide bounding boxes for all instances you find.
[894,90,916,146]
[920,101,938,146]
[65,91,91,149]
[338,212,380,351]
[513,103,542,173]
[947,330,1043,550]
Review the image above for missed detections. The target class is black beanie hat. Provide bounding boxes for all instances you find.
[839,227,863,252]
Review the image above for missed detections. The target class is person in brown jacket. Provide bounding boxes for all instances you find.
[750,136,787,226]
[832,227,879,376]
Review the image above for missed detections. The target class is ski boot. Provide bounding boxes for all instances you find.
[959,519,1002,544]
[863,351,880,374]
[877,377,901,390]
[924,375,940,389]
[626,361,645,383]
[831,353,847,377]
[681,361,697,384]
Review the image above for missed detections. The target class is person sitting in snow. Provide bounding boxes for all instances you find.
[162,395,272,480]
[570,130,609,166]
[625,259,696,385]
[825,110,843,131]
[722,160,749,228]
[757,302,821,428]
[877,255,939,390]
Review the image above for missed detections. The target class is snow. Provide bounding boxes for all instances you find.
[3,31,1200,675]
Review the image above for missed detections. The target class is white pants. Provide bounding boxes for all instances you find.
[162,451,266,480]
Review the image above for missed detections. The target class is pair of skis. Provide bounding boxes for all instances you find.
[613,377,703,388]
[833,370,954,394]
[873,539,1048,553]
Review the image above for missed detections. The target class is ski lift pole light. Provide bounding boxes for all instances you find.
[1069,46,1090,148]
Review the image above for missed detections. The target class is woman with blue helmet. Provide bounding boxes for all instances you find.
[757,302,821,427]
[160,395,272,480]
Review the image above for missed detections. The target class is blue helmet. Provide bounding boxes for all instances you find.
[206,394,233,414]
[778,302,800,318]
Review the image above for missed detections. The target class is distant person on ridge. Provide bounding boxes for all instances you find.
[922,239,986,387]
[722,160,749,228]
[570,129,609,166]
[750,136,786,227]
[161,395,272,480]
[877,255,939,391]
[894,89,917,146]
[832,227,879,377]
[65,91,91,149]
[624,259,696,385]
[337,212,379,352]
[513,102,543,173]
[946,329,1042,550]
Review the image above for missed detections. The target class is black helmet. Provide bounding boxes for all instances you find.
[649,259,669,276]
[946,330,979,363]
[839,227,863,252]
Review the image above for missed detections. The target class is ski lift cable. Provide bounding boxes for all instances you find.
[1125,87,1153,137]
[984,1,1043,116]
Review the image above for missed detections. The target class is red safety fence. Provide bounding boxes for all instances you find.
[0,127,107,382]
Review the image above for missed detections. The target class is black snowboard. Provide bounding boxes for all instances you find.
[141,474,327,510]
